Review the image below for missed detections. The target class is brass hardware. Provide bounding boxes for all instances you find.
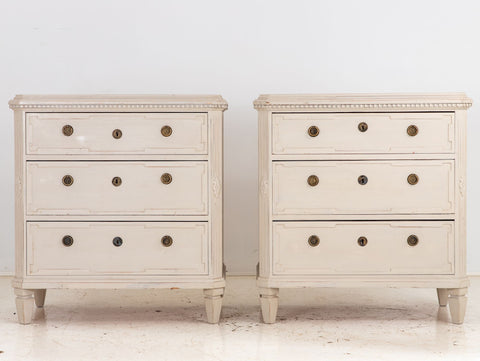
[407,173,419,185]
[358,122,368,132]
[307,175,319,187]
[358,175,368,185]
[161,125,173,137]
[161,235,173,247]
[357,236,368,247]
[112,129,123,139]
[407,125,418,136]
[62,175,74,186]
[62,235,74,247]
[112,237,123,247]
[112,177,122,187]
[308,235,320,247]
[407,234,419,246]
[62,125,74,136]
[161,173,172,185]
[308,126,319,137]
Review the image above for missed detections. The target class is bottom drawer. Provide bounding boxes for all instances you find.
[273,221,454,275]
[27,222,209,276]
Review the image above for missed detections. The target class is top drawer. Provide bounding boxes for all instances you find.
[26,113,208,155]
[272,112,454,155]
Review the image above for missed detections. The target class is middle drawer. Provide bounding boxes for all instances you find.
[273,160,454,215]
[26,161,208,216]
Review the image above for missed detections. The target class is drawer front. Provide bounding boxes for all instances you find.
[272,113,454,155]
[26,113,208,155]
[273,221,454,275]
[27,222,208,276]
[273,160,454,215]
[26,161,208,215]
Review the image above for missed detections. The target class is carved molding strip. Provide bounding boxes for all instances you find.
[10,103,228,110]
[254,102,472,110]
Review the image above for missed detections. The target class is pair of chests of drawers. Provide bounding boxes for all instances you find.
[270,112,455,276]
[25,112,210,277]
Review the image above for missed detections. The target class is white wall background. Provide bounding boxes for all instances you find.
[1,0,479,275]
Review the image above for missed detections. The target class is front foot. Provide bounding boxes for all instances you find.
[259,287,279,324]
[34,289,47,308]
[14,289,35,324]
[448,288,468,324]
[204,288,224,324]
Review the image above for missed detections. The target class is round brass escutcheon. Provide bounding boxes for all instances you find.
[112,177,122,187]
[308,235,320,247]
[62,125,74,136]
[357,236,368,247]
[407,125,418,137]
[112,129,123,139]
[407,234,419,246]
[62,235,74,247]
[112,237,123,247]
[62,175,74,187]
[358,175,368,185]
[161,173,172,185]
[161,235,173,247]
[307,175,319,187]
[161,125,173,137]
[358,122,368,132]
[308,125,319,137]
[407,173,419,185]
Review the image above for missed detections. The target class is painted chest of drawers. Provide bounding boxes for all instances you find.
[254,93,472,324]
[10,95,227,324]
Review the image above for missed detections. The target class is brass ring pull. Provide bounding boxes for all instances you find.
[308,235,320,247]
[112,237,123,247]
[112,129,123,139]
[62,175,74,186]
[62,235,74,247]
[407,235,419,246]
[358,175,368,185]
[308,126,319,137]
[358,122,368,132]
[161,173,172,185]
[357,236,368,247]
[161,235,173,247]
[407,125,418,136]
[62,125,74,136]
[161,125,173,137]
[112,177,122,187]
[307,175,319,187]
[407,173,419,185]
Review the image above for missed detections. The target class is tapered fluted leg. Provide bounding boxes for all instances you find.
[437,288,449,307]
[259,287,279,324]
[204,288,224,324]
[448,288,468,324]
[14,289,34,324]
[34,289,46,308]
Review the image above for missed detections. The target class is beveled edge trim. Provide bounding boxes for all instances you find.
[253,102,472,110]
[10,103,228,110]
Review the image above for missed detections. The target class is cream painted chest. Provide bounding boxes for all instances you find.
[10,95,227,324]
[254,93,472,324]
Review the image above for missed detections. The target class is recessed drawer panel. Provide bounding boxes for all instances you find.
[272,113,454,155]
[273,221,454,275]
[273,160,454,215]
[27,222,209,276]
[26,161,208,215]
[26,113,208,155]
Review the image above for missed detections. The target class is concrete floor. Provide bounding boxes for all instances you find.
[1,276,479,361]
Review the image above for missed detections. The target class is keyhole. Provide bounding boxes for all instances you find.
[358,236,368,247]
[112,129,122,139]
[358,175,368,185]
[112,177,122,187]
[112,237,123,247]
